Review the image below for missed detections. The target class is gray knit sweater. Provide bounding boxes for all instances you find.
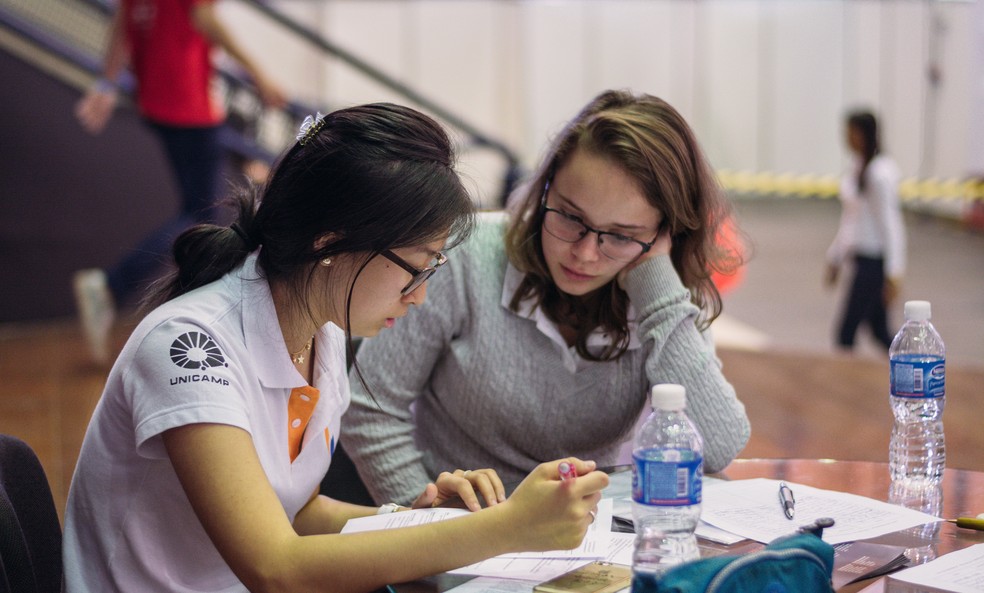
[343,214,750,505]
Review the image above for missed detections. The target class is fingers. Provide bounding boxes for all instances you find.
[617,228,670,288]
[546,458,600,483]
[256,78,289,109]
[410,482,438,510]
[461,468,507,507]
[568,458,598,480]
[884,277,900,304]
[75,92,116,135]
[651,223,672,256]
[502,460,609,551]
[75,98,100,134]
[449,470,481,511]
[431,468,507,511]
[547,458,610,500]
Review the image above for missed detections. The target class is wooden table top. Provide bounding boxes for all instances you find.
[401,459,984,593]
[716,459,984,592]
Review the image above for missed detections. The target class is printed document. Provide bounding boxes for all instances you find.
[701,478,941,544]
[887,544,984,593]
[448,532,634,580]
[342,498,614,562]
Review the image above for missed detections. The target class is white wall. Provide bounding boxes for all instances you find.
[219,0,979,207]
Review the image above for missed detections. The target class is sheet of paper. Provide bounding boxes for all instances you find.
[449,557,593,581]
[341,507,472,533]
[887,544,984,593]
[342,499,613,561]
[701,478,941,544]
[450,533,635,580]
[443,576,630,593]
[444,576,541,593]
[607,470,744,545]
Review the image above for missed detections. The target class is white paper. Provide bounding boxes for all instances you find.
[341,507,472,533]
[449,557,593,581]
[443,576,541,593]
[888,544,984,593]
[701,478,942,544]
[607,470,745,545]
[450,532,636,579]
[341,499,613,561]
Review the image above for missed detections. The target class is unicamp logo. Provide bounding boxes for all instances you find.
[170,331,227,370]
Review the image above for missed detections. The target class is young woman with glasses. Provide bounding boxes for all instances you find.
[63,103,607,593]
[342,90,751,507]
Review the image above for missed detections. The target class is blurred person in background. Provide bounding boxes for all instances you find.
[73,0,287,364]
[825,109,907,351]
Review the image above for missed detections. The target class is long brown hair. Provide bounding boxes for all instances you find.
[504,90,742,361]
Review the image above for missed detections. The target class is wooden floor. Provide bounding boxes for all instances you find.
[2,319,982,524]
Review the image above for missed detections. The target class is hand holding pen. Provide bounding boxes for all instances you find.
[500,458,608,552]
[546,459,605,528]
[558,461,578,482]
[778,481,796,520]
[558,460,599,523]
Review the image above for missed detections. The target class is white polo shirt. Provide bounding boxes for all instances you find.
[64,254,349,592]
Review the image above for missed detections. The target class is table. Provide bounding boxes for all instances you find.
[716,459,984,592]
[401,459,984,593]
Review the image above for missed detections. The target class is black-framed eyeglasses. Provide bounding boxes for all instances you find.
[381,250,448,295]
[540,178,658,262]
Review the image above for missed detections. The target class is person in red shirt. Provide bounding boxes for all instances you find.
[73,0,287,364]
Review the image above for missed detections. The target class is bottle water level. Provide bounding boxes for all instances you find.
[632,506,701,575]
[889,481,943,564]
[631,448,701,575]
[889,396,945,486]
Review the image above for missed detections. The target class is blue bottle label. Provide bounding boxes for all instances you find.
[890,356,945,398]
[631,450,702,506]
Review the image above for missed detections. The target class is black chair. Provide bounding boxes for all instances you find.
[0,434,62,593]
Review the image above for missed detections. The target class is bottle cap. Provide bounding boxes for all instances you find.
[904,300,932,322]
[651,383,686,411]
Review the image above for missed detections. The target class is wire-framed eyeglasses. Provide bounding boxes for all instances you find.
[539,178,658,262]
[381,250,448,295]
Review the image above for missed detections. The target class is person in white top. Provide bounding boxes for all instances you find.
[63,103,608,593]
[825,109,907,350]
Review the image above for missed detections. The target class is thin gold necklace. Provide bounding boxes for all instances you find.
[291,338,313,365]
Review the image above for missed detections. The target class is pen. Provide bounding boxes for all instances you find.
[946,517,984,532]
[778,481,795,520]
[558,461,577,482]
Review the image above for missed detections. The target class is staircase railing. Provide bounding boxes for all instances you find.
[1,0,524,205]
[240,0,524,204]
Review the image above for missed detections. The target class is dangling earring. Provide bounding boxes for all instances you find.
[320,257,332,267]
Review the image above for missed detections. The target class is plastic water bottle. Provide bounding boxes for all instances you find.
[888,300,945,488]
[631,384,704,577]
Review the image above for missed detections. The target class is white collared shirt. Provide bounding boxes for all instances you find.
[500,263,641,373]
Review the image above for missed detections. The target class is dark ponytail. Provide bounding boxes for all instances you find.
[847,110,880,194]
[142,103,475,316]
[141,191,260,312]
